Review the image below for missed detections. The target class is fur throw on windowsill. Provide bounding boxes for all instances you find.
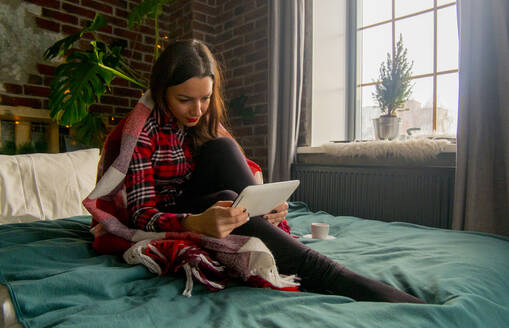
[320,138,452,161]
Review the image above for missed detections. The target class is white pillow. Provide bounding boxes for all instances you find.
[0,148,99,224]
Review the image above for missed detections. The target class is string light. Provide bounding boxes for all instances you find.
[14,121,20,125]
[163,35,168,39]
[65,125,70,128]
[157,44,161,49]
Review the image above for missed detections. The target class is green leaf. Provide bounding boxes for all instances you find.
[103,45,123,68]
[228,95,255,121]
[44,14,108,60]
[90,40,146,88]
[44,33,81,60]
[70,113,107,148]
[48,51,114,126]
[0,141,16,155]
[128,0,175,29]
[15,142,36,155]
[98,63,146,89]
[372,34,414,115]
[81,13,108,36]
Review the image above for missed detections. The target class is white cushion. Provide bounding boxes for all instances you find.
[0,148,99,224]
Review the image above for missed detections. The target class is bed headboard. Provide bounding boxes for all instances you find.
[0,105,59,153]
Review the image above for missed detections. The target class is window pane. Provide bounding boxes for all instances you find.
[398,76,434,136]
[438,0,456,6]
[395,13,434,76]
[358,0,392,27]
[358,85,381,140]
[1,121,15,145]
[359,24,392,84]
[395,0,433,18]
[436,73,459,135]
[437,5,458,71]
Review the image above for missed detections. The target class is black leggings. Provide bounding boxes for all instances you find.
[176,138,424,303]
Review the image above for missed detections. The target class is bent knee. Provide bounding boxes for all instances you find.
[201,137,238,153]
[216,189,238,202]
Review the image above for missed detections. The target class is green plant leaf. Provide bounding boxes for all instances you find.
[103,45,123,68]
[49,51,114,126]
[44,33,82,60]
[43,11,150,149]
[98,63,147,89]
[128,0,175,29]
[70,113,107,148]
[90,41,147,88]
[81,13,108,36]
[44,14,108,60]
[0,141,16,155]
[15,142,36,155]
[372,35,414,116]
[229,95,255,121]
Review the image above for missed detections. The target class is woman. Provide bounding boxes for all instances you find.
[123,39,424,303]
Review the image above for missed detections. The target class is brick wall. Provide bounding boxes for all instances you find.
[0,0,155,128]
[213,0,269,170]
[164,0,271,171]
[1,0,270,173]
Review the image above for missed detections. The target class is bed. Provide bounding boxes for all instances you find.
[1,150,509,328]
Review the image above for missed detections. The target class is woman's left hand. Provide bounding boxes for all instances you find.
[264,202,289,226]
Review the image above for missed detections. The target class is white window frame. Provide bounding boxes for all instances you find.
[354,0,459,139]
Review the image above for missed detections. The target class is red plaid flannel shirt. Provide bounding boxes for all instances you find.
[126,109,292,235]
[125,109,194,232]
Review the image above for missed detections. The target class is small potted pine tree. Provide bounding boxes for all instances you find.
[372,35,414,140]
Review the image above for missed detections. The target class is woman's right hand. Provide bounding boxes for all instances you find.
[181,200,249,238]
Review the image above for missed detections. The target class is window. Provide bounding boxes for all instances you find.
[356,0,459,140]
[0,120,15,146]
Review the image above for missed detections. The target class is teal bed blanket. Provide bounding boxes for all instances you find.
[1,202,509,328]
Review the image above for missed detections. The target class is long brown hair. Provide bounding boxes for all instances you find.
[150,39,228,149]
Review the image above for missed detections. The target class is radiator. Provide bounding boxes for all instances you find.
[291,164,455,229]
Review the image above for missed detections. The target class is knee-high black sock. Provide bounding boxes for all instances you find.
[178,138,424,303]
[234,217,425,303]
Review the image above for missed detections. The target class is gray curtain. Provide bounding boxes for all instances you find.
[453,0,509,236]
[267,0,306,182]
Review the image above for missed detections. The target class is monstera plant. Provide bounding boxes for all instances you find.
[43,0,175,148]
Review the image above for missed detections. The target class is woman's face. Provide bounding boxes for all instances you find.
[165,76,213,128]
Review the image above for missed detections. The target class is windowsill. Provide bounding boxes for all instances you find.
[298,142,456,154]
[296,142,456,168]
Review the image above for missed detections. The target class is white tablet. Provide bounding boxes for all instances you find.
[232,180,300,217]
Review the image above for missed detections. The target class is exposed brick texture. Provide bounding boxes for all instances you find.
[213,0,270,172]
[81,0,113,14]
[2,0,270,174]
[24,0,59,9]
[0,95,42,108]
[3,84,23,95]
[42,8,78,25]
[35,17,60,33]
[62,2,96,19]
[24,85,51,98]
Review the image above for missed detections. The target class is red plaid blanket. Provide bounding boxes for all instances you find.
[83,91,299,296]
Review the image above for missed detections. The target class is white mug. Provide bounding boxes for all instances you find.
[311,223,329,239]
